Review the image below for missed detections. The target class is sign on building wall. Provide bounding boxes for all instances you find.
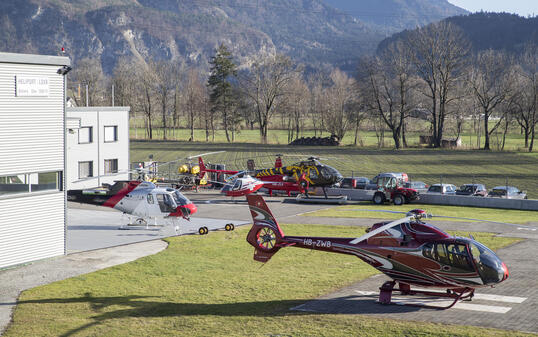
[15,76,49,97]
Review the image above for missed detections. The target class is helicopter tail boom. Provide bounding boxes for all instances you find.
[246,195,285,262]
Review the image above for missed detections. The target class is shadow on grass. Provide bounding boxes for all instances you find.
[13,292,420,336]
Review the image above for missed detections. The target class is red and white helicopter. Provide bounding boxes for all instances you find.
[218,170,309,198]
[245,195,510,309]
[219,172,265,197]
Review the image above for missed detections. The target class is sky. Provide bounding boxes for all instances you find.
[448,0,537,17]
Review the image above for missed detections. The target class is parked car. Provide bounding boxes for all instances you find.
[426,184,457,195]
[403,181,428,194]
[456,184,488,197]
[339,177,358,189]
[488,186,527,199]
[354,177,370,189]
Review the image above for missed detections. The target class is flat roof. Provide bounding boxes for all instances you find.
[67,107,131,112]
[0,52,70,67]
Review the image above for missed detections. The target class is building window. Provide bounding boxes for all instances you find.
[104,125,118,142]
[79,161,93,179]
[0,171,61,196]
[104,159,118,174]
[78,126,93,144]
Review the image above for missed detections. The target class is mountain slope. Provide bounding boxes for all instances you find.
[0,0,468,73]
[322,0,467,33]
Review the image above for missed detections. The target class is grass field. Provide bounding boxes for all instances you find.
[304,204,538,225]
[5,224,524,337]
[130,140,538,199]
[130,127,537,152]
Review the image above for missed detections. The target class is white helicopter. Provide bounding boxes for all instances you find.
[67,151,232,235]
[67,180,200,231]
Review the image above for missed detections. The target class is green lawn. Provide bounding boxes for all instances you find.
[305,204,538,225]
[130,140,538,199]
[130,127,537,152]
[5,224,524,337]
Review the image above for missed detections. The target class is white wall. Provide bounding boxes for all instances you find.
[66,107,130,190]
[0,53,69,269]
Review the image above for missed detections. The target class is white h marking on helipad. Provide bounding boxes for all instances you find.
[355,290,527,313]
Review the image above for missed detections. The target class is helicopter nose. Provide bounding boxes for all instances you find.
[178,203,198,218]
[501,262,509,281]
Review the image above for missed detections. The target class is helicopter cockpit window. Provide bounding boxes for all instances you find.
[422,242,473,271]
[156,193,176,212]
[147,194,154,204]
[173,191,190,206]
[309,169,318,180]
[232,180,242,191]
[320,167,331,179]
[469,241,504,284]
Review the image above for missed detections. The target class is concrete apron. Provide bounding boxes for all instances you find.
[0,240,168,335]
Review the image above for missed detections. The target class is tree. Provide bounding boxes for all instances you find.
[70,58,107,106]
[207,44,237,143]
[285,75,309,142]
[240,54,300,143]
[131,59,158,139]
[184,69,206,142]
[468,50,511,150]
[359,40,414,149]
[153,60,180,140]
[405,21,470,147]
[514,44,538,152]
[323,69,358,141]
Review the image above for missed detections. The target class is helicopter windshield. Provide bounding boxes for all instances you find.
[469,241,505,285]
[173,191,191,206]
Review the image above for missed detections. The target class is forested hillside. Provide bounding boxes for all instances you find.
[377,12,538,54]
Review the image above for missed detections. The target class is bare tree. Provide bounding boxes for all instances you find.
[468,50,512,150]
[359,40,414,149]
[307,76,325,137]
[240,54,301,143]
[323,69,358,141]
[285,75,309,142]
[131,60,158,139]
[514,44,538,152]
[405,21,470,147]
[184,69,206,142]
[153,60,180,140]
[70,58,107,106]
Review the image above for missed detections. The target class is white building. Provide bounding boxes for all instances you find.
[66,107,130,190]
[0,52,70,269]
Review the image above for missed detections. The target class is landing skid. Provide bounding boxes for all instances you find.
[295,194,348,204]
[378,281,474,310]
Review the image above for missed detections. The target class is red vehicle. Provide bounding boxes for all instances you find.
[372,174,419,205]
[245,195,509,309]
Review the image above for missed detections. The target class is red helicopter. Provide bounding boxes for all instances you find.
[218,171,309,198]
[198,155,339,197]
[245,195,509,309]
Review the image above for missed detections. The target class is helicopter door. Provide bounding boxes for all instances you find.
[156,193,176,213]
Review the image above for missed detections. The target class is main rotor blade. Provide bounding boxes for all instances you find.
[432,215,537,229]
[337,209,408,215]
[349,215,415,244]
[186,151,226,160]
